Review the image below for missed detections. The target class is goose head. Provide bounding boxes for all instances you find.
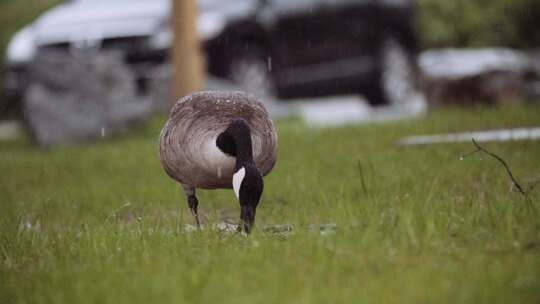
[217,119,263,233]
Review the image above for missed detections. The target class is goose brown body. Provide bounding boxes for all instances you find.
[159,91,277,190]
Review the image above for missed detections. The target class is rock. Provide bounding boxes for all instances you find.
[0,120,23,141]
[262,224,294,233]
[147,63,175,113]
[420,48,531,105]
[215,222,239,232]
[23,50,153,147]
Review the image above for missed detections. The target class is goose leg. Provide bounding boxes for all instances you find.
[181,185,201,228]
[187,194,201,228]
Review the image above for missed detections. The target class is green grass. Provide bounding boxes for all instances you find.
[1,106,540,303]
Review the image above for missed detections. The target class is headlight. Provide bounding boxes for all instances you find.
[6,27,37,64]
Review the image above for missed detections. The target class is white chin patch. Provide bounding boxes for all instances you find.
[232,167,245,199]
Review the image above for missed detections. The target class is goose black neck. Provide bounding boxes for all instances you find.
[233,132,254,168]
[233,121,254,169]
[217,119,255,169]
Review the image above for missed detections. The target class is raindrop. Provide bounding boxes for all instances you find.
[100,127,106,138]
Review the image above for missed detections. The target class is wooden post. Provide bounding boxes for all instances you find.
[171,0,205,103]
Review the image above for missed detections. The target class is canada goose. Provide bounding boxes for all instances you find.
[159,91,278,233]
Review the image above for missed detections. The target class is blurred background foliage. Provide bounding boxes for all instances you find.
[418,0,540,49]
[0,0,60,60]
[0,0,539,102]
[0,0,61,106]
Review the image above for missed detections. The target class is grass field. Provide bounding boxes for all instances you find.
[1,105,539,303]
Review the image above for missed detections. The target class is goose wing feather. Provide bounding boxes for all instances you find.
[159,91,277,189]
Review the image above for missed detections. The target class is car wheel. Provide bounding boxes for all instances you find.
[229,51,276,100]
[366,37,418,106]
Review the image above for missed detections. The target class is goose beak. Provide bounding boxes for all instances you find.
[240,206,256,233]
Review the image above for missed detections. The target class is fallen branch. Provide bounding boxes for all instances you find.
[461,139,527,197]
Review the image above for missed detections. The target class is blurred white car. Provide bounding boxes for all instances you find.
[6,0,421,106]
[5,0,231,97]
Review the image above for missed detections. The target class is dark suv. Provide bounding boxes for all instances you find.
[204,0,420,105]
